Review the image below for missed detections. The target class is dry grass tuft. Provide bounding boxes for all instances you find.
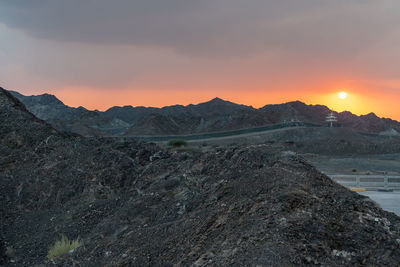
[47,235,82,260]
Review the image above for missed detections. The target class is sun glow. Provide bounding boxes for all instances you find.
[338,91,347,99]
[50,85,400,120]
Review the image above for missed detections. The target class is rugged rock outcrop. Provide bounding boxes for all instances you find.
[9,91,129,136]
[9,90,89,122]
[1,87,400,266]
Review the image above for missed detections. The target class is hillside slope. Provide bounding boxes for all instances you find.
[9,91,129,136]
[1,87,400,266]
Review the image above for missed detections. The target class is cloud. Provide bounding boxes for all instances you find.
[1,0,399,58]
[1,0,400,107]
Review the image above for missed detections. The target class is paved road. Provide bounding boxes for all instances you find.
[132,123,314,142]
[187,126,304,143]
[358,191,400,216]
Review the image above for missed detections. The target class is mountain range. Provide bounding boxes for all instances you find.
[9,90,400,137]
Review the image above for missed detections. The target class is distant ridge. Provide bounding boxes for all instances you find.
[8,88,400,137]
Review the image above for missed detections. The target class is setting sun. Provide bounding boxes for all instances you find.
[338,91,347,99]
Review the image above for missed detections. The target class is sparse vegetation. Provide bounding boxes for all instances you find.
[167,139,188,148]
[47,235,82,261]
[166,139,201,153]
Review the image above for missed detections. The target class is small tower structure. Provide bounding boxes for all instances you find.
[325,112,337,127]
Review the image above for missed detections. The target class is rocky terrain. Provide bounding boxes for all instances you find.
[2,87,400,266]
[189,126,400,156]
[304,153,400,176]
[10,90,400,138]
[9,91,129,136]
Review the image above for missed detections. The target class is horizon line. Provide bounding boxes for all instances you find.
[7,88,386,120]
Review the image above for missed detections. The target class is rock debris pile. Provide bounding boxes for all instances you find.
[1,88,400,266]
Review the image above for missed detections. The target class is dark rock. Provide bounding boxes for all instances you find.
[1,87,400,266]
[5,247,14,260]
[0,237,5,265]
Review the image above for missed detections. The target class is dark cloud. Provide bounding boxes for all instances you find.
[1,0,399,58]
[1,0,400,99]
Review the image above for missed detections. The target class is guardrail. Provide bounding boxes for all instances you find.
[329,175,400,189]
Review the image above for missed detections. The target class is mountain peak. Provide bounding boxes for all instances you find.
[361,112,380,120]
[365,112,378,117]
[211,97,224,101]
[287,100,306,105]
[206,97,228,104]
[33,93,64,105]
[10,90,64,106]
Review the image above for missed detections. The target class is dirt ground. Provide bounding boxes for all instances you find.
[303,153,400,175]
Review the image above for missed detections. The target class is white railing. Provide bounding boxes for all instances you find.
[329,175,400,189]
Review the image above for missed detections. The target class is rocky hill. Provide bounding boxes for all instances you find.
[9,90,93,122]
[1,87,400,266]
[9,91,130,136]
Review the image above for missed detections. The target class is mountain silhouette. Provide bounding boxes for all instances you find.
[9,89,400,137]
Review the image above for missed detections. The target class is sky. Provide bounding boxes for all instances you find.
[1,1,400,119]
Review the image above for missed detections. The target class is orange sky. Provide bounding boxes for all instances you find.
[48,81,400,120]
[2,2,400,121]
